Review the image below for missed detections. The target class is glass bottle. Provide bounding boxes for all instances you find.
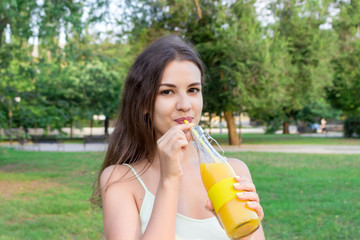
[189,125,260,239]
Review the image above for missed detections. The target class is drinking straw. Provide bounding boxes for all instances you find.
[184,120,219,162]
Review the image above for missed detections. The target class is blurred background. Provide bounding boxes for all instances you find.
[1,0,359,146]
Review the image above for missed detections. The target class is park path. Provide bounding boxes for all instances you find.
[1,143,360,154]
[217,144,360,154]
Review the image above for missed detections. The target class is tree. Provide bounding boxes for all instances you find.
[196,1,270,145]
[296,98,341,124]
[121,0,271,145]
[268,0,337,133]
[81,60,122,136]
[1,0,114,138]
[328,0,360,117]
[0,0,37,47]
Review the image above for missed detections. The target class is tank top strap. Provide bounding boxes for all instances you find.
[123,164,151,194]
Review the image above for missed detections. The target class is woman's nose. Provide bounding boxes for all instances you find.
[176,94,191,112]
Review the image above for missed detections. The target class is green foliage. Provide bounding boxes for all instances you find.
[265,0,337,130]
[198,1,267,115]
[0,0,37,47]
[344,115,360,138]
[0,0,128,136]
[1,0,359,141]
[327,1,360,116]
[328,40,360,115]
[81,60,122,118]
[264,119,282,134]
[296,98,341,123]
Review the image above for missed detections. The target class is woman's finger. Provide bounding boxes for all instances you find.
[158,127,187,144]
[204,199,214,212]
[246,201,264,221]
[234,176,251,183]
[233,181,256,192]
[236,191,260,203]
[158,128,188,150]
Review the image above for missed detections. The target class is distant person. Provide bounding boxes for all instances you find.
[321,118,327,133]
[91,35,264,239]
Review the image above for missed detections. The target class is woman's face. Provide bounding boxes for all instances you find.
[153,60,203,139]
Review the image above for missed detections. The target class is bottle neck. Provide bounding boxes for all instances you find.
[189,125,227,164]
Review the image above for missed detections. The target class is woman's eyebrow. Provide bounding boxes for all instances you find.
[159,82,201,87]
[189,82,201,87]
[159,83,176,87]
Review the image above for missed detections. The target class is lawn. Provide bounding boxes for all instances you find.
[0,148,359,239]
[227,151,360,239]
[0,148,105,240]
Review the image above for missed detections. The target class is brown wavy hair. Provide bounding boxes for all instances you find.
[91,35,205,207]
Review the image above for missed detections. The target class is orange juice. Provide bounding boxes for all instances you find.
[200,162,260,239]
[188,124,260,239]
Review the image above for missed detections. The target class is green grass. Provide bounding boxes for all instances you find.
[0,148,105,240]
[227,151,360,240]
[212,133,360,145]
[0,148,359,239]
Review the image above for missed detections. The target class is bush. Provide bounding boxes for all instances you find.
[344,115,360,138]
[265,119,281,134]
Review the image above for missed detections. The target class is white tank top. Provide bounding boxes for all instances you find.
[125,164,230,240]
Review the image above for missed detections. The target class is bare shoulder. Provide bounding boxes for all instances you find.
[100,164,144,238]
[100,164,132,190]
[99,164,142,202]
[227,157,253,182]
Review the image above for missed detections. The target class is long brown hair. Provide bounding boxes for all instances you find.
[91,35,205,206]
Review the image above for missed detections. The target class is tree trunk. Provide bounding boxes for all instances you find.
[238,112,242,146]
[90,118,93,136]
[283,121,290,134]
[9,99,12,145]
[18,126,23,138]
[24,127,29,140]
[193,0,203,19]
[104,117,109,136]
[70,120,74,139]
[224,111,240,145]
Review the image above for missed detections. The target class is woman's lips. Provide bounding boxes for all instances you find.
[174,117,193,124]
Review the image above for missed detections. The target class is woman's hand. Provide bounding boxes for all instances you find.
[205,176,264,221]
[232,176,264,221]
[157,124,193,180]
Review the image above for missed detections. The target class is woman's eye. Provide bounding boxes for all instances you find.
[160,90,173,95]
[189,88,200,93]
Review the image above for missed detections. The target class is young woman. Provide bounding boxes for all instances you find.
[92,35,265,240]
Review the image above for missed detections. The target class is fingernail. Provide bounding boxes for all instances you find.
[234,176,240,180]
[236,192,243,198]
[247,201,254,206]
[233,183,240,188]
